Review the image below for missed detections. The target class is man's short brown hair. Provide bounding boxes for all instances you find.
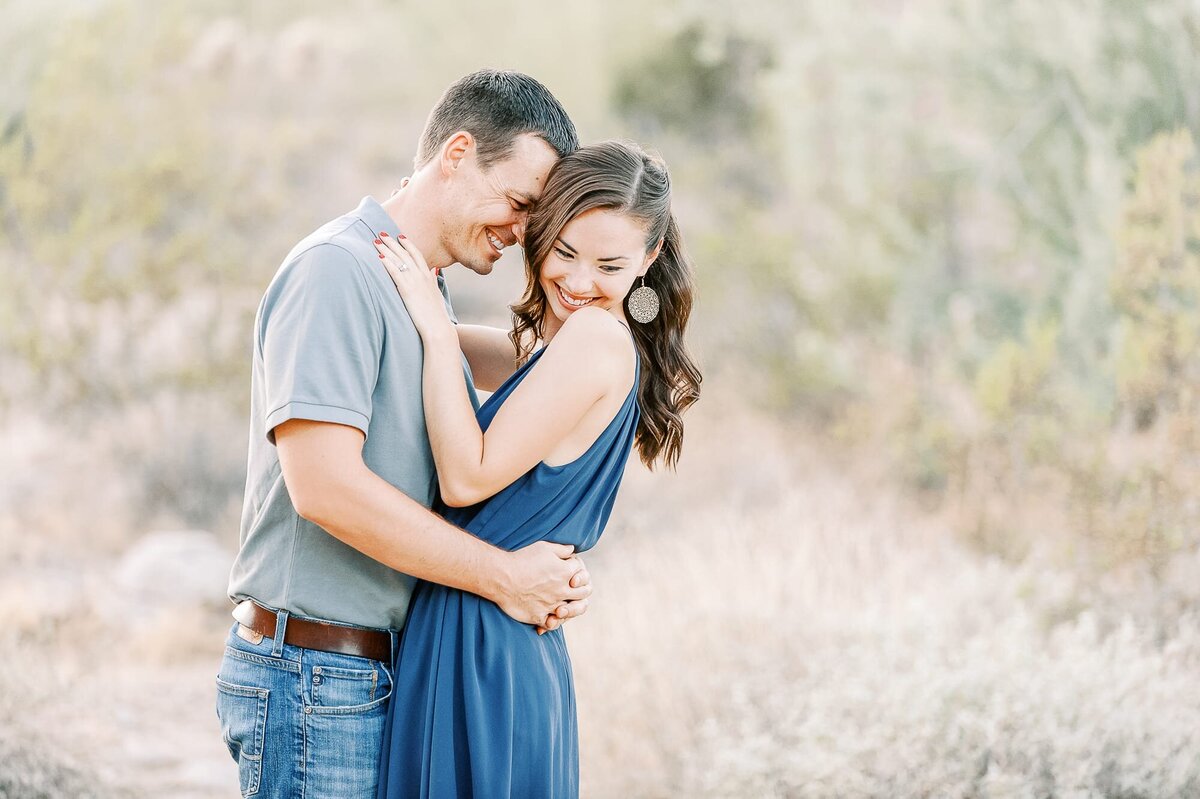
[415,70,579,171]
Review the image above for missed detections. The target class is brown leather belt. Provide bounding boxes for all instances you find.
[232,600,392,664]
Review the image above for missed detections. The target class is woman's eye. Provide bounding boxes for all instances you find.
[600,265,622,274]
[553,247,572,259]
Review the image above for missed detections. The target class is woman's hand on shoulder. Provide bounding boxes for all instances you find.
[375,234,452,340]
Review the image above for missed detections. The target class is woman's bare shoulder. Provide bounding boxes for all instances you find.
[550,307,635,377]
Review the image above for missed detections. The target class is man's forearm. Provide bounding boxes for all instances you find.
[297,459,508,602]
[275,418,587,626]
[457,324,521,392]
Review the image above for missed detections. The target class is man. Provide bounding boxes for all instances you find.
[215,70,585,798]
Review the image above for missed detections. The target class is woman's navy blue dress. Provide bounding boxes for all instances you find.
[377,342,640,798]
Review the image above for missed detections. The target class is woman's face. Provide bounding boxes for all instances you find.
[538,207,658,326]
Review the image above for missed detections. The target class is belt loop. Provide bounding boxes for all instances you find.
[272,609,289,657]
[389,629,398,671]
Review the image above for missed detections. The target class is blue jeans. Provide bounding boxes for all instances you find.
[214,612,395,798]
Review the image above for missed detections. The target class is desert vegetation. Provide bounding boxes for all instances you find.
[3,0,1199,796]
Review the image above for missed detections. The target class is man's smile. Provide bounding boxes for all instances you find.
[486,229,506,257]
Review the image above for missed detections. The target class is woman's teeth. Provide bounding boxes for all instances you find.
[556,284,596,308]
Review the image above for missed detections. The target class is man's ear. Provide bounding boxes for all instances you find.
[440,131,474,177]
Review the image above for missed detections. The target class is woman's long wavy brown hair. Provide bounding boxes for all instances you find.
[510,140,702,469]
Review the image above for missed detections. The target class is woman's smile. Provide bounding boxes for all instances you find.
[554,283,598,309]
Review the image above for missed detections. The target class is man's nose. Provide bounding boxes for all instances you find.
[510,216,526,247]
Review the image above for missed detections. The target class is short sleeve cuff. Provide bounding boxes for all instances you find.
[265,401,371,444]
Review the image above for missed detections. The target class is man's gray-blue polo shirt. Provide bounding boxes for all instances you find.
[227,196,479,631]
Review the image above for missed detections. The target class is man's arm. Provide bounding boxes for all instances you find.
[275,418,590,629]
[456,324,521,393]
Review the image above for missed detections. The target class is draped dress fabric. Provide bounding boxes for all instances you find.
[377,339,640,799]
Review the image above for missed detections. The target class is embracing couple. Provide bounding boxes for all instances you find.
[215,69,701,798]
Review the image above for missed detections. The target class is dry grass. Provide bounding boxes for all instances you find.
[2,401,1198,797]
[570,405,1200,797]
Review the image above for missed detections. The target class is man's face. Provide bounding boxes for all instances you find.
[442,133,559,276]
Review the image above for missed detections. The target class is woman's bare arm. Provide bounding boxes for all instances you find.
[376,235,633,507]
[424,308,630,506]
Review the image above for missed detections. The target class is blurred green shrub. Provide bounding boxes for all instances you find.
[1112,129,1200,428]
[4,0,1200,567]
[930,130,1200,568]
[974,320,1060,422]
[1103,128,1200,563]
[613,22,772,142]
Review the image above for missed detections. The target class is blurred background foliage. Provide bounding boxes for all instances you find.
[3,0,1200,571]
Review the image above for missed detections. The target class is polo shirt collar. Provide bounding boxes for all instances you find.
[354,196,402,239]
[356,195,449,291]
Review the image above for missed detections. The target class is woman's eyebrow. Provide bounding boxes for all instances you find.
[557,237,630,262]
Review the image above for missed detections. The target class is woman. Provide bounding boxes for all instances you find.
[374,140,701,797]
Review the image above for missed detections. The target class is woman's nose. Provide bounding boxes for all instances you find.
[563,268,593,294]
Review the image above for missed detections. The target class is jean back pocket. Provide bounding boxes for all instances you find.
[215,677,269,797]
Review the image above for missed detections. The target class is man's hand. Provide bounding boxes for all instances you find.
[490,541,591,627]
[536,561,591,635]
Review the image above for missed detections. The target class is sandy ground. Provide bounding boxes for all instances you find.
[1,599,239,798]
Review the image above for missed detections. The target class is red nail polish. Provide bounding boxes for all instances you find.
[379,253,385,259]
[374,239,382,245]
[380,232,389,238]
[398,234,406,239]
